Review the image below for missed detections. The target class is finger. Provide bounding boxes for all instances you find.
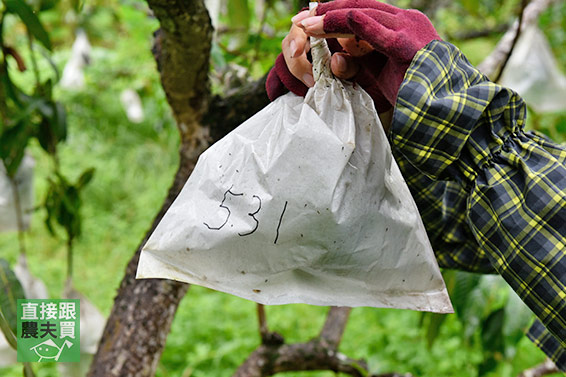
[337,38,373,57]
[316,0,401,15]
[348,8,399,30]
[293,7,320,33]
[300,15,355,39]
[291,9,311,25]
[346,9,438,61]
[344,9,398,57]
[282,31,314,87]
[283,51,314,87]
[283,24,309,58]
[300,15,325,35]
[322,8,398,46]
[330,53,359,80]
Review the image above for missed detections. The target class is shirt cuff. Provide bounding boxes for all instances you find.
[389,40,526,185]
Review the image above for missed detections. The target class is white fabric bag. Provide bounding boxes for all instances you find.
[0,154,34,232]
[137,31,452,313]
[500,25,566,113]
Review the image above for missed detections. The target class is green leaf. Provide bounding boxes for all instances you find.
[424,312,448,348]
[0,310,17,349]
[35,78,53,101]
[62,185,81,238]
[38,0,56,11]
[23,363,36,377]
[43,181,59,237]
[5,0,52,50]
[43,169,92,241]
[478,308,506,376]
[38,48,61,81]
[54,102,67,138]
[451,271,482,319]
[0,258,26,342]
[38,116,54,153]
[481,308,505,354]
[37,100,67,154]
[1,69,27,109]
[71,0,85,13]
[52,178,77,236]
[0,121,31,177]
[77,167,95,189]
[478,355,498,376]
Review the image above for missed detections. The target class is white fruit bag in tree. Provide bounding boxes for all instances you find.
[500,25,566,113]
[0,154,34,232]
[137,14,453,313]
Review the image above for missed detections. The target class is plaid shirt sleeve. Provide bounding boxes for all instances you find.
[390,40,566,370]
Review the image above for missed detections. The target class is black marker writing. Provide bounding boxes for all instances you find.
[205,188,288,243]
[203,186,243,230]
[239,195,261,236]
[274,201,288,244]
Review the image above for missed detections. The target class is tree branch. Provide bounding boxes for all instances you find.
[233,338,415,377]
[257,304,268,339]
[478,0,556,79]
[233,306,354,377]
[492,0,529,83]
[448,23,509,41]
[202,74,270,141]
[319,306,352,349]
[149,0,213,159]
[232,340,370,377]
[233,306,413,377]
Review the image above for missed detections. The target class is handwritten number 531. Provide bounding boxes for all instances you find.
[204,187,288,244]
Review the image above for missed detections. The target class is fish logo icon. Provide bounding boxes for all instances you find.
[29,339,73,362]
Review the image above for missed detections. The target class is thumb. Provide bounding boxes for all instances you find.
[330,53,359,80]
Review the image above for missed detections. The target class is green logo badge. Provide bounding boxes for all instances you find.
[17,299,80,362]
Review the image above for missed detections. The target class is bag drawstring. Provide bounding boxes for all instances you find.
[309,2,333,82]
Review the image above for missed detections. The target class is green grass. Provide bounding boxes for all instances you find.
[2,1,566,377]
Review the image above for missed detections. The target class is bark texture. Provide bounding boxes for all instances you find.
[202,74,270,141]
[149,0,213,161]
[234,307,415,377]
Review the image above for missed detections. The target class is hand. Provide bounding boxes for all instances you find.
[267,10,377,104]
[266,1,440,113]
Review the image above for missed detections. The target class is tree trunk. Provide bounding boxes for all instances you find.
[87,0,275,372]
[88,1,213,375]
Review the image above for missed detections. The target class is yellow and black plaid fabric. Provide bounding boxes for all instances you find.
[390,40,566,370]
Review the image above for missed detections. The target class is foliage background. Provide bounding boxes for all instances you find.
[1,0,565,376]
